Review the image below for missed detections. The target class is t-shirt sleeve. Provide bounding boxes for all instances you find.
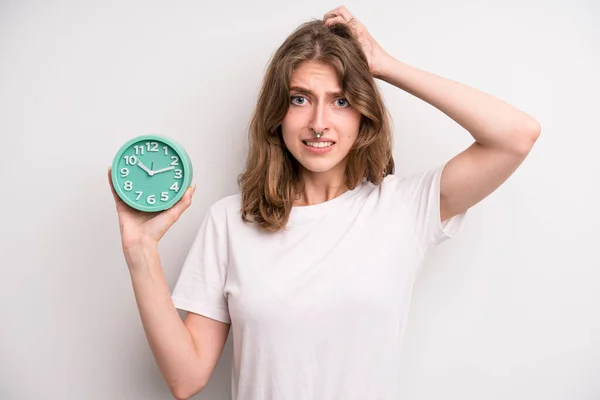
[387,161,467,255]
[171,204,231,324]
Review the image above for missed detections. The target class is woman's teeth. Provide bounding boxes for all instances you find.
[304,141,334,148]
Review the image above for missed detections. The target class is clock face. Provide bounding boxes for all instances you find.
[112,136,192,212]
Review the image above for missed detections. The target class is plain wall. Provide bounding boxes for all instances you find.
[1,0,599,398]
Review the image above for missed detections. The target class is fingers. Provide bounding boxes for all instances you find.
[137,184,195,243]
[323,6,359,33]
[324,15,347,27]
[162,184,196,224]
[183,184,196,206]
[324,6,354,23]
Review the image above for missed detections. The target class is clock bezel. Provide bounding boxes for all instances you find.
[111,134,193,212]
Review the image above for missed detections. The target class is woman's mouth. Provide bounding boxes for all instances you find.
[302,140,335,153]
[303,140,334,148]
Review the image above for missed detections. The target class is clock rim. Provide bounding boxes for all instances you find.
[111,134,194,212]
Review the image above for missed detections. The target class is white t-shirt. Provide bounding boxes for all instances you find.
[171,162,466,399]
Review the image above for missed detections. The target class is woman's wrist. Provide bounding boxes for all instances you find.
[123,241,160,272]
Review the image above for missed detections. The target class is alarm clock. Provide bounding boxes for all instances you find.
[111,134,194,212]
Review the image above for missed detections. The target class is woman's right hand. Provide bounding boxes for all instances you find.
[108,167,196,252]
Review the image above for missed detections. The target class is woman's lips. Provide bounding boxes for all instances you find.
[302,140,335,154]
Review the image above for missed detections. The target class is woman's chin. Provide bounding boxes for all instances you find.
[299,158,345,174]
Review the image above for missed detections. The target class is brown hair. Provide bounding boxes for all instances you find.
[237,19,394,232]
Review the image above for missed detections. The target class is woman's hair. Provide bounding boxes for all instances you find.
[237,19,394,232]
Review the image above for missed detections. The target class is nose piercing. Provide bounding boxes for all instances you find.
[312,129,324,138]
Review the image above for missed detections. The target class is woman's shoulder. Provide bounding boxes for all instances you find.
[206,193,242,218]
[379,164,445,193]
[362,164,446,208]
[366,172,413,195]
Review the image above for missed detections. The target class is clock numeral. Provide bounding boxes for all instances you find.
[146,142,159,152]
[170,182,180,192]
[170,156,179,166]
[124,155,137,165]
[134,146,144,155]
[135,191,143,200]
[161,192,169,201]
[147,195,156,205]
[174,169,182,179]
[124,181,133,191]
[120,168,129,177]
[163,146,169,155]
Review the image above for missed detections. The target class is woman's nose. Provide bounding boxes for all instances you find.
[309,103,330,134]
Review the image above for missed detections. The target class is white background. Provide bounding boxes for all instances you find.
[1,0,599,399]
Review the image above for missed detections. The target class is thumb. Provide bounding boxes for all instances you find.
[159,184,196,226]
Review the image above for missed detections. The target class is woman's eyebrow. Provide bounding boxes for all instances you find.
[289,86,344,98]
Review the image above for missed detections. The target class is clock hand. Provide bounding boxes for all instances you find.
[136,161,154,176]
[152,166,176,175]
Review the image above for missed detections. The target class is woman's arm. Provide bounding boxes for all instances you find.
[324,6,541,221]
[127,245,230,400]
[376,56,541,221]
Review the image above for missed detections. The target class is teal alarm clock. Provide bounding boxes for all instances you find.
[111,134,193,212]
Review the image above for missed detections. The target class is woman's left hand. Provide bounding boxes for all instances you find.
[323,6,390,78]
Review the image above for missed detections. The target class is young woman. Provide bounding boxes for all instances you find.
[109,6,540,400]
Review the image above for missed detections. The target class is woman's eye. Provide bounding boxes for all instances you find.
[291,95,306,105]
[290,96,348,107]
[335,98,349,107]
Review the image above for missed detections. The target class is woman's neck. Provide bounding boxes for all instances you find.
[294,168,348,206]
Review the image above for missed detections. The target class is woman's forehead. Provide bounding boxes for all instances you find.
[289,61,342,93]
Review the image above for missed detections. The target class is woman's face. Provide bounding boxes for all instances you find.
[281,60,361,177]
